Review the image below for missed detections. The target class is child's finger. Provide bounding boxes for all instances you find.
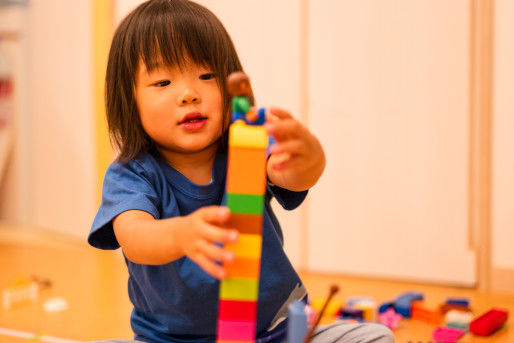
[269,107,294,119]
[198,239,234,263]
[265,119,302,141]
[199,206,230,224]
[202,223,239,244]
[192,253,226,279]
[270,140,304,155]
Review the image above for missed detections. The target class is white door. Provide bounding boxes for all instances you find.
[307,0,476,286]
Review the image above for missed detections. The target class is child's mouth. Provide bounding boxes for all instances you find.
[179,113,208,131]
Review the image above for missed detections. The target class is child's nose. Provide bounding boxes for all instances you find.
[177,89,200,105]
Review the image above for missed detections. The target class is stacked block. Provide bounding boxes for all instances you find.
[217,121,268,343]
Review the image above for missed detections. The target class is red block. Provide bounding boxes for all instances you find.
[218,299,257,322]
[469,308,508,336]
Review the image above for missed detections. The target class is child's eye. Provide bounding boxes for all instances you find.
[154,80,171,87]
[199,73,216,80]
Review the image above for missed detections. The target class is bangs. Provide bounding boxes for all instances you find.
[135,0,230,76]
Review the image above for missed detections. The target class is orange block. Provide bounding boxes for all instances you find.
[227,147,266,195]
[411,301,442,325]
[225,257,260,279]
[225,213,262,235]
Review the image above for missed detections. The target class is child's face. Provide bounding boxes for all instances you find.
[135,59,224,156]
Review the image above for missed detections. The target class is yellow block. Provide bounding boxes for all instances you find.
[229,122,268,149]
[225,234,262,258]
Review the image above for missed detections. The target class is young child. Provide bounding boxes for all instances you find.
[88,1,394,342]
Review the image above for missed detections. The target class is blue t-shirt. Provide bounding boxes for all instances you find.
[88,149,308,343]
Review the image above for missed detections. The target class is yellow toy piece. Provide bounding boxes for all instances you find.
[229,121,268,149]
[224,234,262,259]
[219,278,259,301]
[311,297,345,324]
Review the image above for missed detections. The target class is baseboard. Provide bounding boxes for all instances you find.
[491,267,514,294]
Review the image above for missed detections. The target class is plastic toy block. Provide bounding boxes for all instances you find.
[219,278,259,301]
[227,147,267,194]
[229,122,268,149]
[346,297,373,308]
[288,301,308,343]
[411,301,441,325]
[225,213,262,235]
[225,234,262,259]
[446,297,469,307]
[394,291,423,317]
[218,300,257,322]
[217,319,255,341]
[340,306,363,320]
[352,300,377,322]
[378,300,395,314]
[2,281,39,309]
[378,308,402,330]
[227,193,264,215]
[469,308,508,336]
[445,310,473,329]
[311,297,344,324]
[432,327,466,342]
[440,303,472,314]
[225,257,260,279]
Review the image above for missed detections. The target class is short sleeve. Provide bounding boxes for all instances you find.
[266,183,308,211]
[88,161,161,250]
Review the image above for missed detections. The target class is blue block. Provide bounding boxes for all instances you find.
[287,301,307,343]
[378,301,395,314]
[446,297,469,307]
[394,291,423,318]
[340,306,364,320]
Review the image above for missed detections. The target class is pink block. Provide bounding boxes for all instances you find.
[433,327,465,342]
[217,319,256,341]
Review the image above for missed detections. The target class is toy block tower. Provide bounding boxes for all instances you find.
[216,72,267,343]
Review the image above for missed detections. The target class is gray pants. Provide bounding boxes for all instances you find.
[90,321,394,343]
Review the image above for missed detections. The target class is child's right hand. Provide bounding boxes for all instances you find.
[178,206,239,279]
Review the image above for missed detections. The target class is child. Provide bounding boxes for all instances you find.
[88,1,394,342]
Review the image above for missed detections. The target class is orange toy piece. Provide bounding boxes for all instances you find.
[411,301,442,325]
[226,147,267,195]
[225,257,261,279]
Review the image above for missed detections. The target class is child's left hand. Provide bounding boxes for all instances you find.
[265,108,325,192]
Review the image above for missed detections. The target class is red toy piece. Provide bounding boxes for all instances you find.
[469,308,508,336]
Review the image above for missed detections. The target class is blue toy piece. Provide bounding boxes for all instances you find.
[446,297,470,307]
[340,306,364,320]
[394,291,424,318]
[378,301,396,314]
[287,301,308,343]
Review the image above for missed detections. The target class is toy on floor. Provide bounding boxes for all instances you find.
[2,279,38,309]
[394,291,423,317]
[432,326,466,343]
[216,72,268,343]
[445,309,473,330]
[410,300,442,325]
[379,308,403,330]
[310,295,344,324]
[469,308,509,336]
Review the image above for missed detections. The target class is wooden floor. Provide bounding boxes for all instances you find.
[0,225,512,343]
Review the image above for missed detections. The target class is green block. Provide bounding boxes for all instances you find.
[227,193,264,215]
[219,278,259,301]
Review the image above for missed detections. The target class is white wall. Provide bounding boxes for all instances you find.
[0,0,96,238]
[492,0,514,270]
[29,0,96,237]
[0,4,32,224]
